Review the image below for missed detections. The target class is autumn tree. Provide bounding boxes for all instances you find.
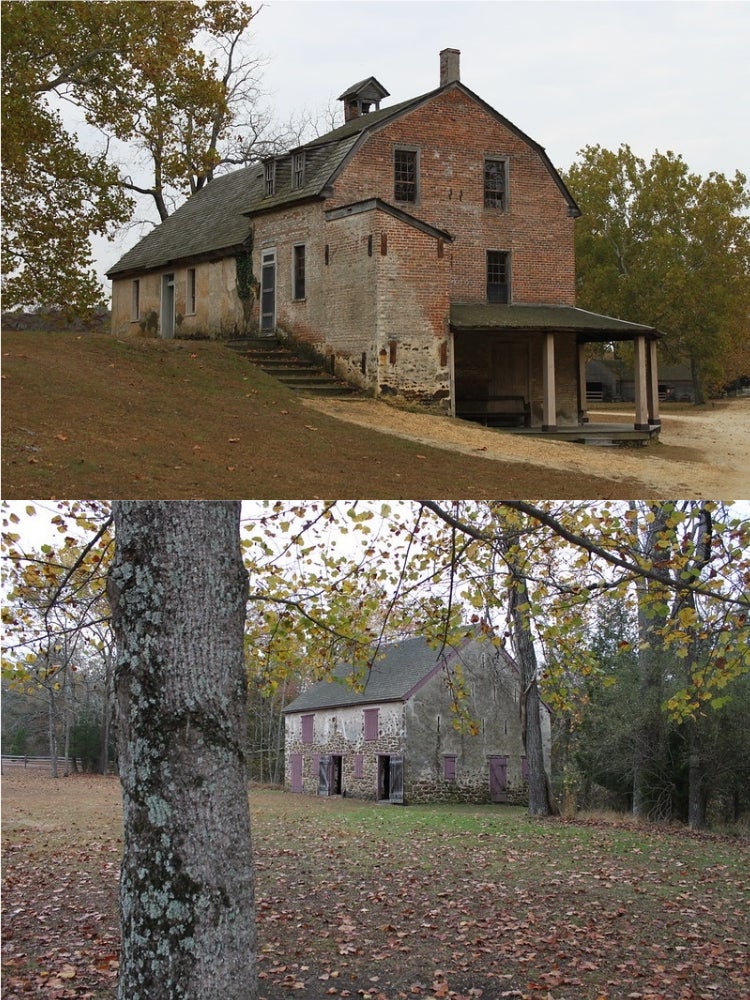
[0,1,260,310]
[563,145,750,401]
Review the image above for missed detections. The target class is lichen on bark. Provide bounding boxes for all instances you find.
[109,502,257,1000]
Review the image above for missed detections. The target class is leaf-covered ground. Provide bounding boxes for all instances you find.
[2,771,748,1000]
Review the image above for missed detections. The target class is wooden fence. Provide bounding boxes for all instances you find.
[1,755,73,773]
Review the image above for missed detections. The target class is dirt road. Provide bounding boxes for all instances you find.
[305,396,750,498]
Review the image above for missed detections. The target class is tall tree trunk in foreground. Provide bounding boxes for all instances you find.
[500,534,557,817]
[108,501,256,1000]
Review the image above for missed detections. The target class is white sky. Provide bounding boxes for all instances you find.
[94,0,750,294]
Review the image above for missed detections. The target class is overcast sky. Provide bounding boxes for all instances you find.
[99,0,749,291]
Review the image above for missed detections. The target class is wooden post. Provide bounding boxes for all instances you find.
[577,343,588,424]
[542,332,557,431]
[648,339,661,426]
[633,335,649,430]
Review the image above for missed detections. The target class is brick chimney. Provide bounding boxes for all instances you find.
[440,48,461,86]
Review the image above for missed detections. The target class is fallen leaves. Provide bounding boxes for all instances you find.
[3,777,749,1000]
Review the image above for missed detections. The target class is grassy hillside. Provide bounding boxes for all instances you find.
[2,331,622,498]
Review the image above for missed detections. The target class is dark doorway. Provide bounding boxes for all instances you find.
[378,754,404,804]
[318,754,343,796]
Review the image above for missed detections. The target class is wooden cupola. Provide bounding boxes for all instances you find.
[338,76,390,122]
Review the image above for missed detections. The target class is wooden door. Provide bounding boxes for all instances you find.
[488,755,508,803]
[290,753,303,793]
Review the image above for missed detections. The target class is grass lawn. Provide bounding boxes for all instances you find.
[2,771,748,1000]
[2,331,635,499]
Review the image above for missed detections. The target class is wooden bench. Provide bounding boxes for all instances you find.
[456,395,531,427]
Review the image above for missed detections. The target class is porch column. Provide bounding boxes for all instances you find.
[577,344,589,424]
[542,332,557,431]
[633,335,649,430]
[647,339,661,426]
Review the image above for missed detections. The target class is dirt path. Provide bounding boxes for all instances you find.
[304,396,750,498]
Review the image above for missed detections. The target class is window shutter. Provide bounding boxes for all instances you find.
[318,754,331,796]
[354,753,364,779]
[443,754,457,781]
[301,714,314,744]
[389,755,404,804]
[364,708,379,741]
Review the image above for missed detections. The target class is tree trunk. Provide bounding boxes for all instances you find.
[504,545,556,817]
[47,682,58,778]
[108,501,256,1000]
[631,503,670,819]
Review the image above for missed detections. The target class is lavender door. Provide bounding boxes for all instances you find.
[488,755,508,802]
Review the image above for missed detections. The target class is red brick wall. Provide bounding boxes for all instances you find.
[331,87,576,306]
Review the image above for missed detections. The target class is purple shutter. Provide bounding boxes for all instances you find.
[354,753,364,779]
[443,755,457,781]
[364,708,379,741]
[301,714,314,745]
[389,755,404,804]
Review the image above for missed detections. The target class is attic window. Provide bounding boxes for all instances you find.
[293,151,305,189]
[484,158,507,210]
[264,160,276,197]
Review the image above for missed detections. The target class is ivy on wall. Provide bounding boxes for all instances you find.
[235,230,256,302]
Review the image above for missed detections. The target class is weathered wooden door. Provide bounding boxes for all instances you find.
[389,755,404,804]
[318,754,331,795]
[290,753,303,793]
[378,754,404,804]
[488,755,508,802]
[260,248,276,334]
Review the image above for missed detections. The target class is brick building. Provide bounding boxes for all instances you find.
[108,49,662,431]
[282,634,551,805]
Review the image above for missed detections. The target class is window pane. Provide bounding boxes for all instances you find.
[394,149,417,202]
[484,159,506,209]
[487,251,509,303]
[293,245,306,299]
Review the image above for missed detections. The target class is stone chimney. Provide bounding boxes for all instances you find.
[440,48,461,86]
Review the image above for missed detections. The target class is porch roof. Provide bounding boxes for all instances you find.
[450,304,661,341]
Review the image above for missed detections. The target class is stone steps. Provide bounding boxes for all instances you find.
[226,338,363,398]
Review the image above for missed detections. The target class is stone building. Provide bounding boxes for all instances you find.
[108,48,661,432]
[282,634,551,806]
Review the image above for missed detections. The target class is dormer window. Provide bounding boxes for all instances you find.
[292,151,305,189]
[264,160,276,197]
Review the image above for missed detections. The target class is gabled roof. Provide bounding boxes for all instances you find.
[109,79,579,278]
[450,304,660,340]
[283,636,460,714]
[337,76,390,102]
